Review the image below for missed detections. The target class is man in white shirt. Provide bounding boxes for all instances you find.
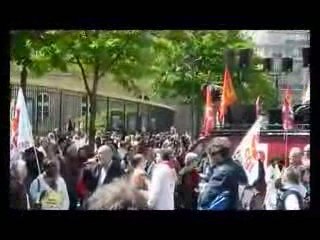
[148,148,177,210]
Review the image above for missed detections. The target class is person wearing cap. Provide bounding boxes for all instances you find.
[197,137,248,210]
[176,152,200,209]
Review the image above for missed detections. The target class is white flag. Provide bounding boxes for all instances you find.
[10,88,35,160]
[232,116,263,186]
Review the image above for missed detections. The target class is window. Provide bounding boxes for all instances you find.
[81,96,88,116]
[37,93,49,121]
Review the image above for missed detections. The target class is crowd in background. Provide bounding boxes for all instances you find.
[9,125,310,210]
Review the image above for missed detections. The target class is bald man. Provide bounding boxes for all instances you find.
[82,145,123,196]
[289,147,303,167]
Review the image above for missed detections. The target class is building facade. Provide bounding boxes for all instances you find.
[252,30,310,105]
[10,84,175,136]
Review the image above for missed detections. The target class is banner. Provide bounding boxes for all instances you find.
[10,88,35,160]
[232,116,263,185]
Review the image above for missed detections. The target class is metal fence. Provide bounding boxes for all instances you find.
[10,84,175,136]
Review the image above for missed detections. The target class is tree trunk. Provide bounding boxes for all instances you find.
[20,64,27,98]
[88,93,97,151]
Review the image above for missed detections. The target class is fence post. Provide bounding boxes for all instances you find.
[35,87,39,135]
[106,97,110,132]
[59,90,63,131]
[123,102,126,131]
[136,103,140,132]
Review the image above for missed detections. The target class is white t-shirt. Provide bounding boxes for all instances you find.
[264,165,282,210]
[148,162,176,210]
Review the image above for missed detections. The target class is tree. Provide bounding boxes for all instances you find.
[151,30,276,106]
[10,31,52,97]
[149,30,276,134]
[39,30,156,149]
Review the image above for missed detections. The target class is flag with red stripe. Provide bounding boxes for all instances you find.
[200,85,214,137]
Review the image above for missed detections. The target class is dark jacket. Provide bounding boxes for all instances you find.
[177,166,200,209]
[10,177,28,210]
[198,158,248,210]
[239,159,266,210]
[82,159,122,193]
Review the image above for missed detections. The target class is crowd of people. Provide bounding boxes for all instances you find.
[9,126,310,210]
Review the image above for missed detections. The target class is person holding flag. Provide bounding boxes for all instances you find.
[10,88,40,174]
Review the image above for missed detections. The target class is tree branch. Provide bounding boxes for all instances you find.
[75,56,91,96]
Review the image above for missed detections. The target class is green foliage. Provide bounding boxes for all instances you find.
[11,31,53,76]
[150,30,276,108]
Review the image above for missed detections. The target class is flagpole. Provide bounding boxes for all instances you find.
[32,146,41,176]
[284,130,288,167]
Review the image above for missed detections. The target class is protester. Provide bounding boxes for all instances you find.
[302,144,310,167]
[129,154,150,199]
[264,158,282,210]
[48,132,56,145]
[240,159,266,210]
[118,141,128,160]
[122,145,134,173]
[288,147,303,168]
[86,178,149,210]
[300,165,310,209]
[29,158,69,210]
[197,137,248,210]
[38,137,49,158]
[81,145,122,196]
[276,166,307,210]
[94,136,102,153]
[176,152,200,209]
[145,147,157,178]
[148,148,177,210]
[10,159,29,209]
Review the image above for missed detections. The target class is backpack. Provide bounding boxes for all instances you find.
[276,189,303,210]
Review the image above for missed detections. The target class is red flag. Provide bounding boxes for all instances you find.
[282,88,294,130]
[219,66,237,122]
[200,85,214,137]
